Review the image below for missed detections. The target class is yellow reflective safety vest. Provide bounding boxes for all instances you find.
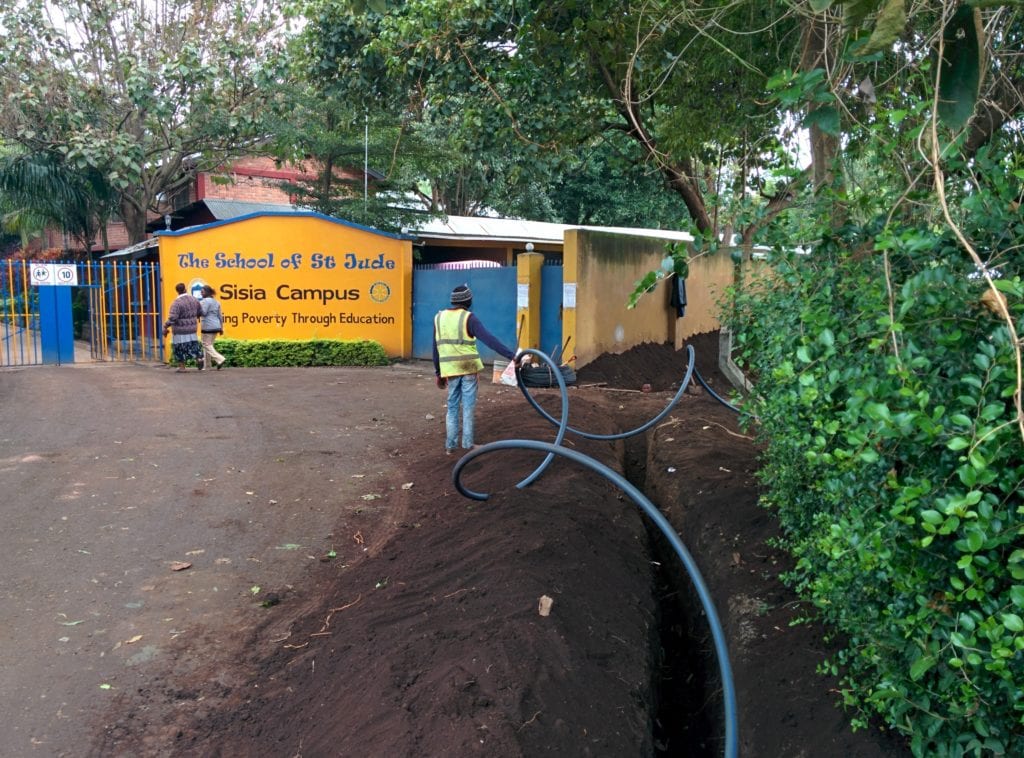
[435,308,484,378]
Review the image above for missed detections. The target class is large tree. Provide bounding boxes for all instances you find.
[296,0,1022,241]
[296,0,804,237]
[0,0,293,245]
[283,5,573,227]
[263,82,560,231]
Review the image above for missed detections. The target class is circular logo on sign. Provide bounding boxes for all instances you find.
[369,281,391,303]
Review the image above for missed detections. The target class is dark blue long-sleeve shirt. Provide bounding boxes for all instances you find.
[432,309,516,376]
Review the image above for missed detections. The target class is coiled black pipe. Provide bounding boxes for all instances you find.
[516,345,745,441]
[451,346,740,758]
[517,345,695,441]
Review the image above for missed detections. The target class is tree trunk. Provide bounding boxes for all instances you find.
[597,55,714,233]
[663,165,713,233]
[800,15,840,191]
[120,198,149,245]
[320,155,335,200]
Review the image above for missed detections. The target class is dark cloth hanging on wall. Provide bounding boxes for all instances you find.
[670,276,687,317]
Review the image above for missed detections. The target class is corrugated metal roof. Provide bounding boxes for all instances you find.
[578,224,694,242]
[408,216,567,243]
[98,237,158,260]
[203,199,306,219]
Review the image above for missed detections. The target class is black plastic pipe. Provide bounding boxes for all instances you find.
[449,346,741,757]
[451,439,739,758]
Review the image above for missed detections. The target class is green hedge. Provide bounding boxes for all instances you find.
[727,226,1023,756]
[211,338,389,367]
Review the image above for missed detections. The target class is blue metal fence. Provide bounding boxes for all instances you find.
[1,260,41,366]
[81,260,163,362]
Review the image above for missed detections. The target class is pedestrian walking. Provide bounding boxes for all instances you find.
[163,282,204,372]
[198,284,226,370]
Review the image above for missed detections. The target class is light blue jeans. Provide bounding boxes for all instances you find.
[445,373,479,450]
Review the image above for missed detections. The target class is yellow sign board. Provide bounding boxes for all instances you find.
[158,213,413,357]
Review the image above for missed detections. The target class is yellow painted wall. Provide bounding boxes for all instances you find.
[672,247,736,349]
[566,231,674,368]
[158,213,413,357]
[564,231,736,367]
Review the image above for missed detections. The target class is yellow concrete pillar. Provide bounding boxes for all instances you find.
[516,251,544,350]
[562,231,578,367]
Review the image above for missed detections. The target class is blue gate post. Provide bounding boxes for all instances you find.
[539,263,564,360]
[38,285,75,365]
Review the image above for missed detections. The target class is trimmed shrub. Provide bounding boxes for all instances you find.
[212,338,389,367]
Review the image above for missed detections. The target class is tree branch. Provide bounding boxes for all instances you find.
[597,49,713,232]
[963,72,1024,157]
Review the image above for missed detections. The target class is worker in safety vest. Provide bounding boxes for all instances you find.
[433,284,517,455]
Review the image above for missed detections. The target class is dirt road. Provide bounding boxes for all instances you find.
[0,361,443,757]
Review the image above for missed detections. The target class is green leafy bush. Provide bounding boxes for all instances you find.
[212,338,389,367]
[727,214,1023,754]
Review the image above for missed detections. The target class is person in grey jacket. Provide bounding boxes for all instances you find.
[198,284,226,370]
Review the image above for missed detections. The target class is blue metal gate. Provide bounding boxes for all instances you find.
[539,262,564,359]
[411,262,563,362]
[412,266,518,361]
[1,260,42,365]
[82,260,163,362]
[1,259,163,366]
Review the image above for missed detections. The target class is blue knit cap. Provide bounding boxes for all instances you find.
[450,284,473,305]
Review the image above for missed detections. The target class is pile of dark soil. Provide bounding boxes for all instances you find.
[89,333,909,757]
[575,331,726,393]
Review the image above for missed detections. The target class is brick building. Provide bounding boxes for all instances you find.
[185,156,313,207]
[150,156,312,235]
[35,156,365,257]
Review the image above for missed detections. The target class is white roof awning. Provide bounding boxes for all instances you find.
[407,214,693,245]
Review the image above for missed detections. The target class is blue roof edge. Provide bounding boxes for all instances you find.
[155,210,415,241]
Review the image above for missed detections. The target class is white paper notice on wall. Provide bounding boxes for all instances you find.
[517,283,529,308]
[563,283,577,308]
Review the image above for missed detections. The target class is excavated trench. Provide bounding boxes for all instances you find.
[623,432,725,756]
[457,339,741,756]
